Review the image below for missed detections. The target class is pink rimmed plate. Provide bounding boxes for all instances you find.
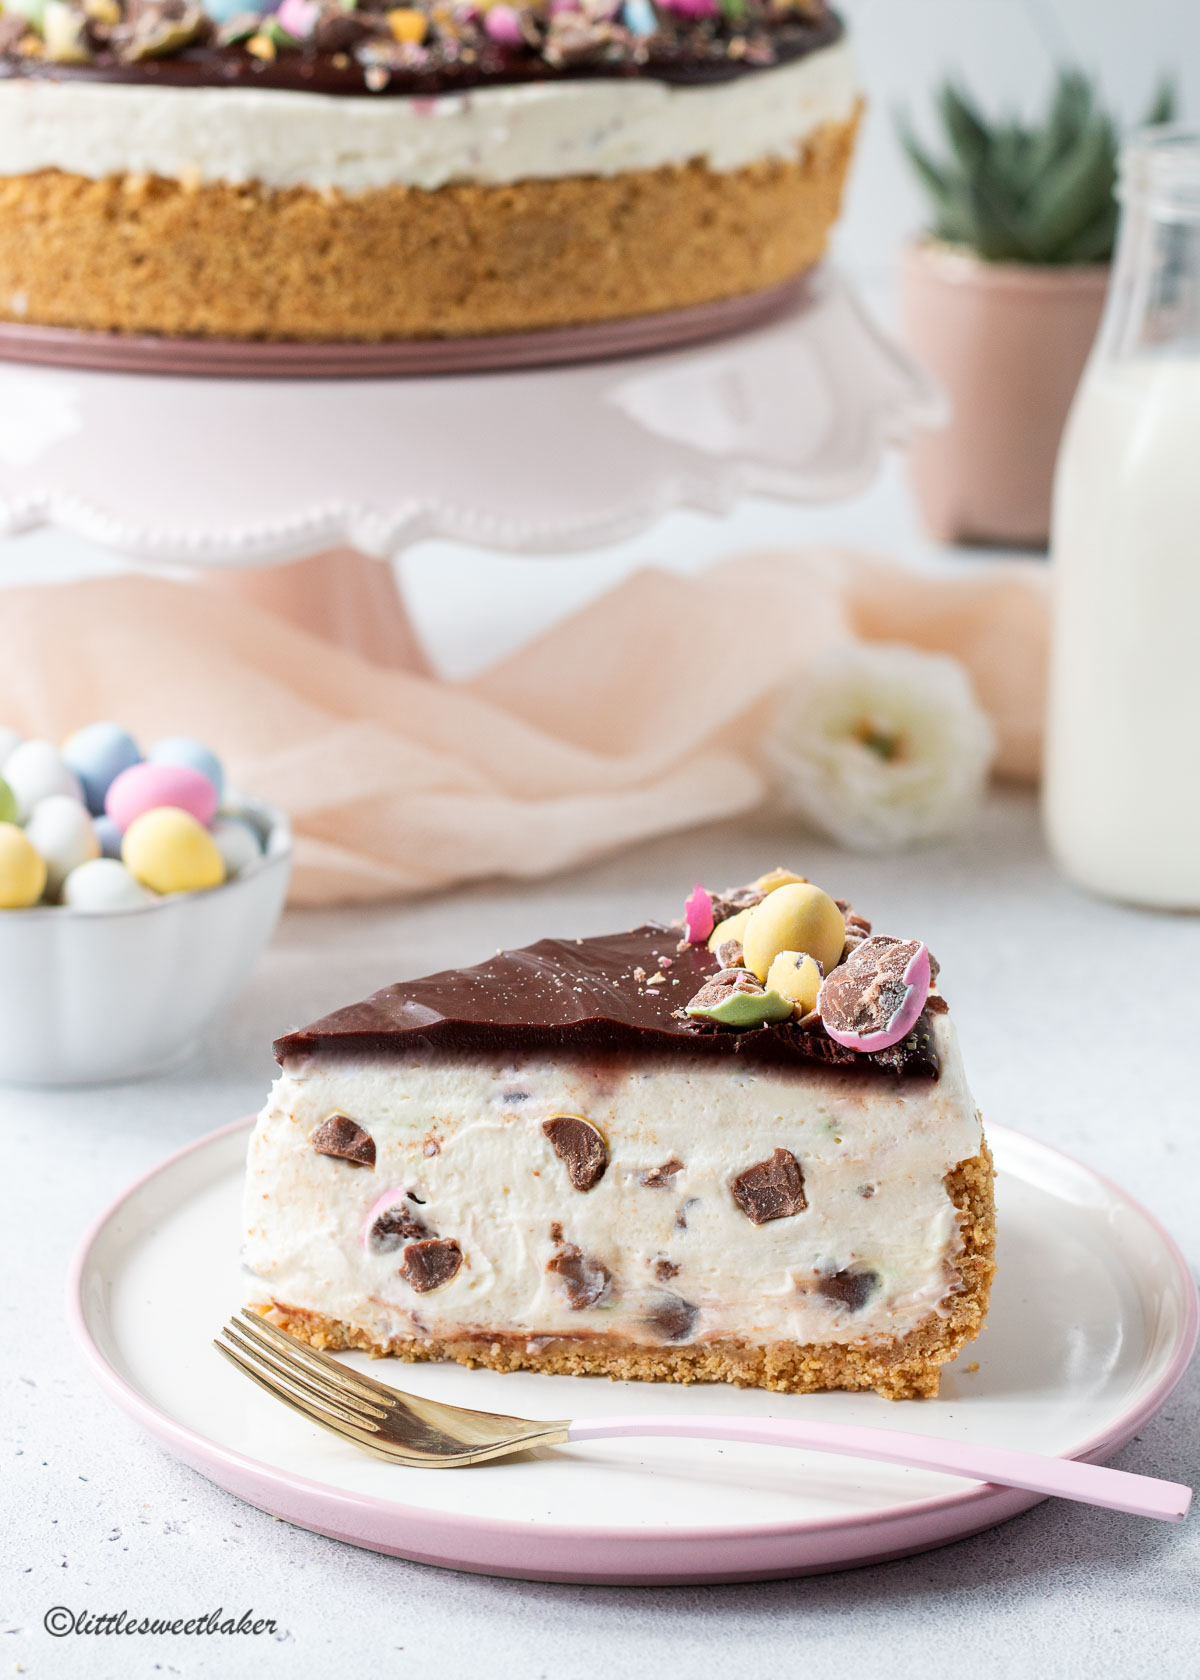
[67,1118,1196,1584]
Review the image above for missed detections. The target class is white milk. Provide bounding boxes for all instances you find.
[1045,358,1200,907]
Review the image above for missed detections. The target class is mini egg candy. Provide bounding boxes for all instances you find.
[741,882,846,982]
[106,761,219,833]
[122,807,225,895]
[0,775,15,827]
[211,815,263,878]
[62,857,152,911]
[0,727,22,767]
[92,814,124,860]
[3,739,82,822]
[24,794,101,897]
[62,721,141,815]
[0,822,47,908]
[146,736,224,801]
[765,949,823,1015]
[818,937,931,1052]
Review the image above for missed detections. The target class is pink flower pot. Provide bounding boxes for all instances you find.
[900,242,1109,548]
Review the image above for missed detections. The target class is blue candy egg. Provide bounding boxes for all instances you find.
[62,722,141,816]
[622,0,657,35]
[146,736,225,800]
[92,814,124,860]
[203,0,249,20]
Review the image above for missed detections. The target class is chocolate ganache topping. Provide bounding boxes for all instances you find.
[274,919,940,1077]
[0,0,843,98]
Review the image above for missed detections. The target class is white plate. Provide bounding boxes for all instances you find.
[69,1119,1196,1584]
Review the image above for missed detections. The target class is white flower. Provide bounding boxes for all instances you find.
[763,641,995,853]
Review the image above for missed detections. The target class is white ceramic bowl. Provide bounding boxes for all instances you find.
[0,797,292,1085]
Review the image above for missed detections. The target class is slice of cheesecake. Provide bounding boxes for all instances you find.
[243,873,995,1400]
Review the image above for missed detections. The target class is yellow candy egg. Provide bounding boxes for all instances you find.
[0,821,48,908]
[706,906,752,956]
[752,867,809,894]
[765,950,822,1015]
[122,807,225,896]
[742,882,846,981]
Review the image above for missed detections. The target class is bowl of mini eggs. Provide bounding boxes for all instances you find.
[0,722,292,1084]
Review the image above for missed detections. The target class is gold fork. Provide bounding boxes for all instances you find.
[214,1311,1192,1520]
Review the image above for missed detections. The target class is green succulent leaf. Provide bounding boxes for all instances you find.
[897,66,1180,265]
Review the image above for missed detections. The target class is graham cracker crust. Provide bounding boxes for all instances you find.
[0,116,858,341]
[258,1141,995,1402]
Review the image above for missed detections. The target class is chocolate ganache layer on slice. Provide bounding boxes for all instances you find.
[0,0,843,98]
[275,915,940,1076]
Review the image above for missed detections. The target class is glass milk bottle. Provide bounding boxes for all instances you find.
[1045,127,1200,908]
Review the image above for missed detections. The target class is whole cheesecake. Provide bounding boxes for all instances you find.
[244,871,995,1400]
[0,0,860,341]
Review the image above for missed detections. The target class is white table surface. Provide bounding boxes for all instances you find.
[2,788,1196,1680]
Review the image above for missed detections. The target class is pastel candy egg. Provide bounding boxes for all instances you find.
[122,808,225,895]
[0,727,22,767]
[765,949,823,1015]
[106,762,219,832]
[92,814,123,860]
[62,857,152,911]
[3,739,82,822]
[211,815,263,878]
[62,721,141,815]
[0,775,15,827]
[741,882,846,983]
[146,736,224,800]
[24,794,101,898]
[0,822,47,908]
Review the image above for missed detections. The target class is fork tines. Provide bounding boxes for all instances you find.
[214,1311,405,1462]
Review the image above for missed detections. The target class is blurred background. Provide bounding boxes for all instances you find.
[5,0,1198,683]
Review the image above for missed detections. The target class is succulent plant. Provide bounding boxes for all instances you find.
[899,71,1176,265]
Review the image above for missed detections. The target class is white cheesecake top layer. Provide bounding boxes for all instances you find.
[0,38,858,193]
[244,1011,981,1352]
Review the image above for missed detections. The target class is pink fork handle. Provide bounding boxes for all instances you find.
[565,1416,1192,1522]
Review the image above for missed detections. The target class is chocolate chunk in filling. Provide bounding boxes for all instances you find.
[310,1114,376,1169]
[543,1116,608,1192]
[646,1294,699,1343]
[653,1257,680,1282]
[367,1200,431,1253]
[399,1238,463,1294]
[675,1197,698,1232]
[816,1269,880,1312]
[639,1156,684,1189]
[731,1148,807,1224]
[547,1242,612,1310]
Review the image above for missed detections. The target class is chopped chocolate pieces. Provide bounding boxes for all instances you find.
[714,938,744,968]
[543,1116,608,1192]
[399,1238,463,1294]
[547,1242,612,1310]
[367,1202,430,1253]
[818,936,926,1045]
[926,993,949,1014]
[653,1257,680,1283]
[646,1294,698,1343]
[310,1114,376,1169]
[731,1148,807,1224]
[639,1156,684,1190]
[816,1269,880,1312]
[675,1197,698,1232]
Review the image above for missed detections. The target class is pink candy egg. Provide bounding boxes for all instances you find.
[105,762,219,833]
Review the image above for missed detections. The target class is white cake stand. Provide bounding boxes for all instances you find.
[0,269,941,669]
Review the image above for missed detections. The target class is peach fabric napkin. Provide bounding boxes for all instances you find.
[0,551,1047,904]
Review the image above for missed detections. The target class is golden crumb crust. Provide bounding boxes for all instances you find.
[258,1139,996,1402]
[0,115,858,341]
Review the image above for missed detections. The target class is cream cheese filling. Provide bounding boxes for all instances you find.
[0,37,858,192]
[243,1013,981,1353]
